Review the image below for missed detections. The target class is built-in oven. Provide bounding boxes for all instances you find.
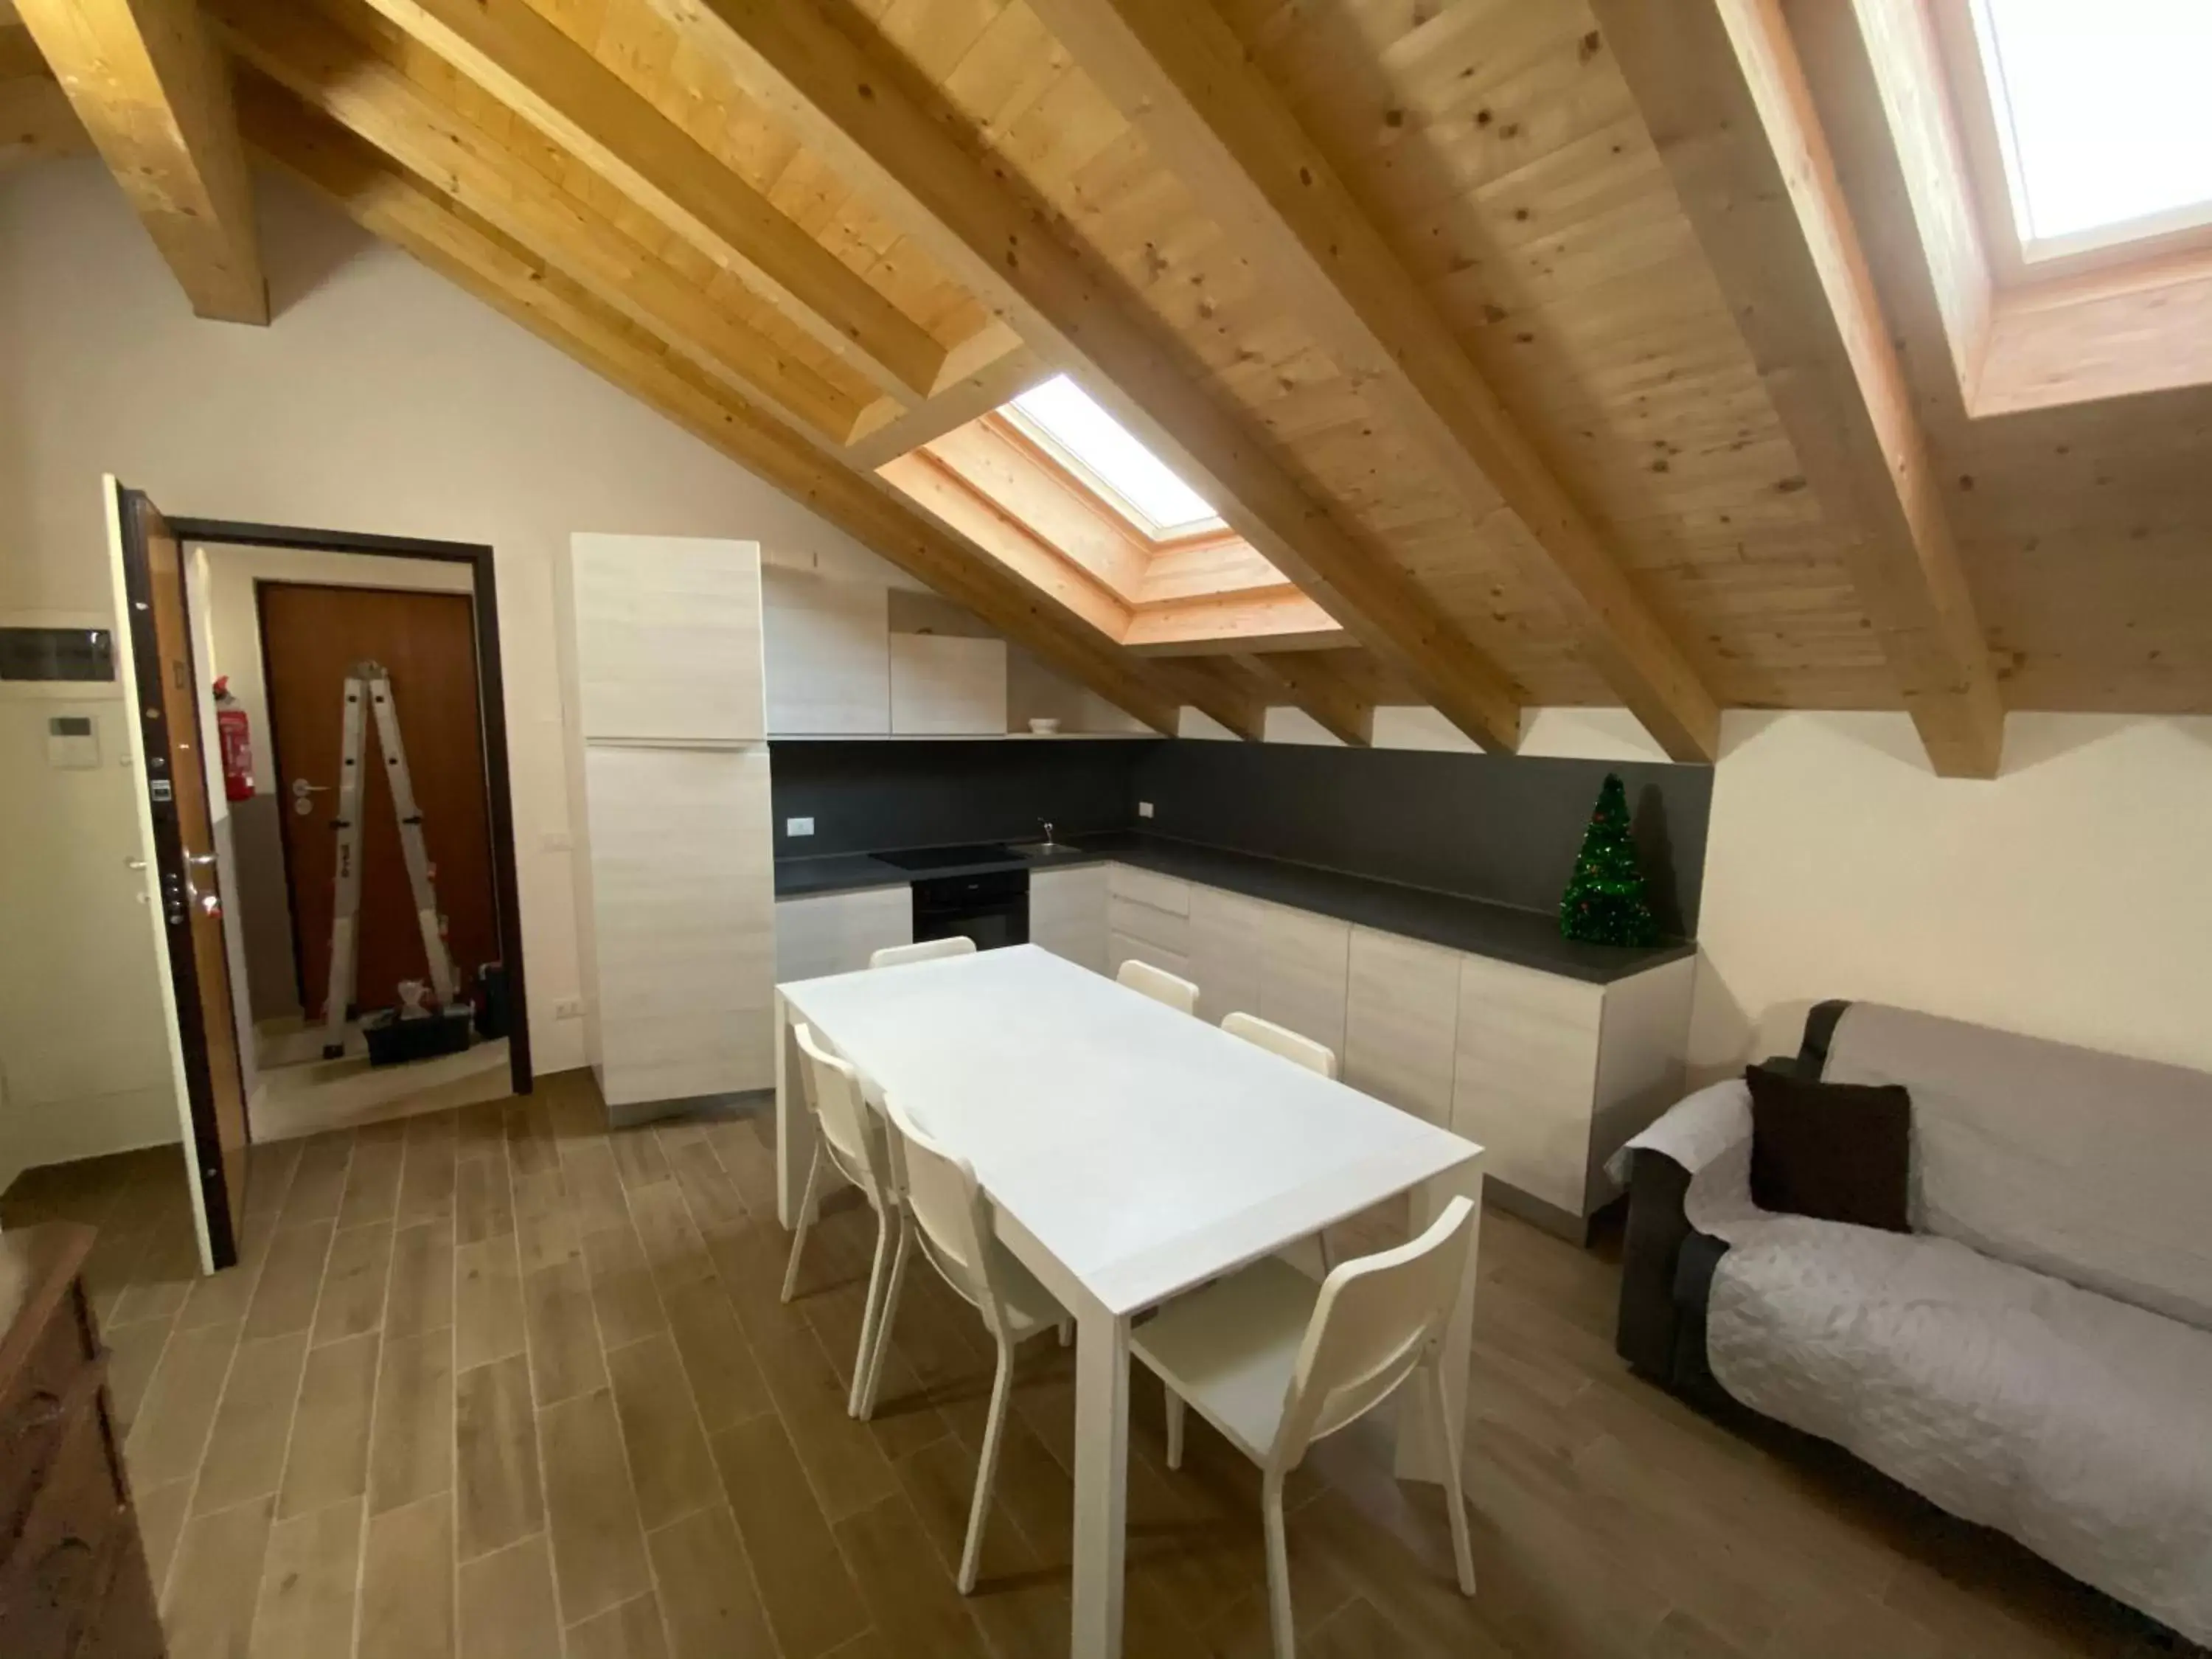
[910,866,1029,952]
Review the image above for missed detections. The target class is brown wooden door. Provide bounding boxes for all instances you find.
[260,582,498,1020]
[107,479,248,1269]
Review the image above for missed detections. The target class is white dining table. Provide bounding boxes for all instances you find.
[773,944,1485,1659]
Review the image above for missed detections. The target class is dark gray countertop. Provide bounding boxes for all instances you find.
[773,832,1694,984]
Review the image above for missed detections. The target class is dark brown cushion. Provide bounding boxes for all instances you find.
[1746,1065,1913,1233]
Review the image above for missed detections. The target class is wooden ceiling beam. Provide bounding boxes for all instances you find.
[15,0,266,323]
[874,451,1133,641]
[1,70,94,173]
[347,0,943,406]
[1121,591,1348,656]
[1591,0,2006,778]
[844,341,1046,470]
[211,0,865,445]
[1032,0,1719,764]
[235,80,1195,739]
[1232,651,1374,747]
[664,0,1523,753]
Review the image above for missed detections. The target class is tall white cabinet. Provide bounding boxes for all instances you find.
[559,535,776,1124]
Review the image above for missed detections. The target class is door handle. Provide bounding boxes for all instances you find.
[291,779,331,795]
[125,858,147,871]
[186,853,218,868]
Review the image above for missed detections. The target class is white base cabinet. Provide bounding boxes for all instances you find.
[1071,861,1692,1236]
[773,887,913,983]
[1031,865,1109,973]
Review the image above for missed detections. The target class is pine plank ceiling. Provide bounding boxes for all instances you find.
[8,0,2211,775]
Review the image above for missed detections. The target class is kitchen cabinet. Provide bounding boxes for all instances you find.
[1343,926,1461,1127]
[774,887,913,982]
[568,532,765,743]
[584,744,775,1109]
[1031,865,1109,973]
[1451,951,1695,1229]
[889,633,1007,734]
[1186,884,1264,1025]
[1068,861,1694,1237]
[559,535,775,1125]
[1107,863,1191,982]
[1255,905,1350,1057]
[762,566,891,735]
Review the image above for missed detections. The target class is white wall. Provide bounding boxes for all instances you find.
[0,159,909,1168]
[1689,712,2212,1079]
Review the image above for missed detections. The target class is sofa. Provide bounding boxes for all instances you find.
[1614,1001,2212,1646]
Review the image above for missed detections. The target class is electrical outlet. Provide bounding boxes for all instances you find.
[554,997,583,1019]
[1137,801,1155,819]
[787,816,815,837]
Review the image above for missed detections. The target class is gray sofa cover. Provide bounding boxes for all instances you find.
[1615,1002,2212,1644]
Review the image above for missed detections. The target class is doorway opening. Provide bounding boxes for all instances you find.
[175,518,534,1151]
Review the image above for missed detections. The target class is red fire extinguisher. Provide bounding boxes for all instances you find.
[215,676,256,802]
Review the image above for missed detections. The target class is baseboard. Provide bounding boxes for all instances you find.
[604,1085,773,1130]
[7,1085,182,1174]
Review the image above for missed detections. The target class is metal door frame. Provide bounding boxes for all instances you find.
[170,518,534,1097]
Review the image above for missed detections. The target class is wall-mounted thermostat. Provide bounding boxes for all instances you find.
[46,714,100,769]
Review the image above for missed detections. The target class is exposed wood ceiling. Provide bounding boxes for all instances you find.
[7,0,2211,773]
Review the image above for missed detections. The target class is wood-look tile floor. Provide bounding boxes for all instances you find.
[5,1069,2199,1659]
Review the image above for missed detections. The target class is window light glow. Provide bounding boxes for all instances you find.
[1975,0,2212,249]
[1007,375,1225,540]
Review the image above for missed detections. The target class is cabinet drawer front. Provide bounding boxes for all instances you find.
[1107,864,1189,916]
[1107,896,1189,958]
[1109,933,1191,986]
[1452,955,1602,1214]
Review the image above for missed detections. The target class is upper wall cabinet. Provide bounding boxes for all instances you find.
[762,566,891,735]
[568,535,765,743]
[890,633,1008,734]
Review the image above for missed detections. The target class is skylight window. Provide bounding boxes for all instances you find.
[1006,375,1225,541]
[1972,0,2212,253]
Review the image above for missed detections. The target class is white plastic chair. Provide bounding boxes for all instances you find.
[870,936,978,968]
[780,1023,902,1417]
[1132,1197,1481,1659]
[1221,1011,1340,1270]
[1220,1011,1338,1079]
[1116,957,1199,1014]
[863,1093,1068,1593]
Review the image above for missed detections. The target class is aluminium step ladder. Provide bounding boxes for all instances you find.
[319,660,460,1059]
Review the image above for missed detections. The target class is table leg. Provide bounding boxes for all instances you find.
[773,991,813,1229]
[1395,1156,1485,1483]
[1069,1295,1130,1659]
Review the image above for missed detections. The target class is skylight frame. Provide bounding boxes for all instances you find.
[1003,375,1227,545]
[1957,0,2212,273]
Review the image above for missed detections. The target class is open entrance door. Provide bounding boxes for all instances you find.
[105,477,248,1272]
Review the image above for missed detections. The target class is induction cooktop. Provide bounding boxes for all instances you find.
[872,844,1017,872]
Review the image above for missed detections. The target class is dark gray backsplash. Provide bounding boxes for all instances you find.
[769,740,1150,857]
[1129,742,1709,936]
[770,737,1711,937]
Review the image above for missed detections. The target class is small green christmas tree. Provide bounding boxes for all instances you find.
[1559,773,1660,947]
